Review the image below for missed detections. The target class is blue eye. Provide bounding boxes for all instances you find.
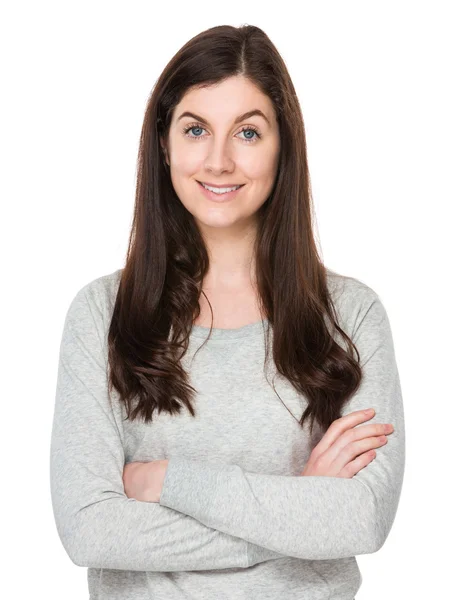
[240,129,259,141]
[185,126,205,138]
[181,124,262,143]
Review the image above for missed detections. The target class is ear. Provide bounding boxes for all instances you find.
[159,138,170,167]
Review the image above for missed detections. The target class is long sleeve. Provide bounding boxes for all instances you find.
[49,281,284,571]
[159,288,406,562]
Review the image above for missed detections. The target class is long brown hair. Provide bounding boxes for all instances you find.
[107,24,362,437]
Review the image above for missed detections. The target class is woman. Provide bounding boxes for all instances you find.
[50,24,405,600]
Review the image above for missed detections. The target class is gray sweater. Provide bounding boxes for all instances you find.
[50,268,405,600]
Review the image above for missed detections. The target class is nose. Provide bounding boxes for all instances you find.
[204,136,235,173]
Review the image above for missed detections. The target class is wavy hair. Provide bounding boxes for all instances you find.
[107,24,362,437]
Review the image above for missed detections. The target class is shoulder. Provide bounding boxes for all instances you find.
[88,268,123,311]
[325,268,387,336]
[66,268,123,330]
[326,267,379,305]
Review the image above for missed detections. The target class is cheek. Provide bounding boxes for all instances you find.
[239,148,278,178]
[170,145,204,173]
[245,167,277,202]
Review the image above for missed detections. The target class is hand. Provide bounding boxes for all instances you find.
[122,459,169,503]
[301,408,394,478]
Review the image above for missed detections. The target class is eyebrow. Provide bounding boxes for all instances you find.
[176,109,270,127]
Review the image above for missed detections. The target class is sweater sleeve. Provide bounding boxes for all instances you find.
[49,281,284,571]
[159,289,406,562]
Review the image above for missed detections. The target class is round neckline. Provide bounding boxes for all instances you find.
[190,318,269,340]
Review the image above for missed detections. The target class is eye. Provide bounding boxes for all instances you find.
[237,127,261,142]
[181,123,262,143]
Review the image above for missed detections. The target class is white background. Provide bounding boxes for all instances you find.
[1,1,460,598]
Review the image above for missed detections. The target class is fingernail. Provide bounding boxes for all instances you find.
[365,409,375,415]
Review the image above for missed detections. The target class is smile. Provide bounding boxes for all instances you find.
[196,180,245,203]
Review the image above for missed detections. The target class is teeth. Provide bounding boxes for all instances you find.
[201,182,241,194]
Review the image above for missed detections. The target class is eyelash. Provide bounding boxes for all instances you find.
[181,123,262,143]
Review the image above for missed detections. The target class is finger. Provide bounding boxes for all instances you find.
[330,421,392,459]
[328,433,384,474]
[313,408,375,457]
[338,450,376,478]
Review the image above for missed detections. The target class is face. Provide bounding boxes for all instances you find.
[161,75,280,234]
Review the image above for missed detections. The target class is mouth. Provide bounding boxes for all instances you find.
[196,180,246,202]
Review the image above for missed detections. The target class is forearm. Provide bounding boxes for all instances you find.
[159,292,405,560]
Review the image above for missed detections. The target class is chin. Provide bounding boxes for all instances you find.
[194,214,242,229]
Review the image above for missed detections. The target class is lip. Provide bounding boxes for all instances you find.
[198,180,244,188]
[196,180,245,203]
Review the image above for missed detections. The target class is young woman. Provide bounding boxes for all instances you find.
[50,23,404,600]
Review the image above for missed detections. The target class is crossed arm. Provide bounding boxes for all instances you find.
[50,279,405,571]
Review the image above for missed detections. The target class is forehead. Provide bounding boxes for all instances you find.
[173,77,276,125]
